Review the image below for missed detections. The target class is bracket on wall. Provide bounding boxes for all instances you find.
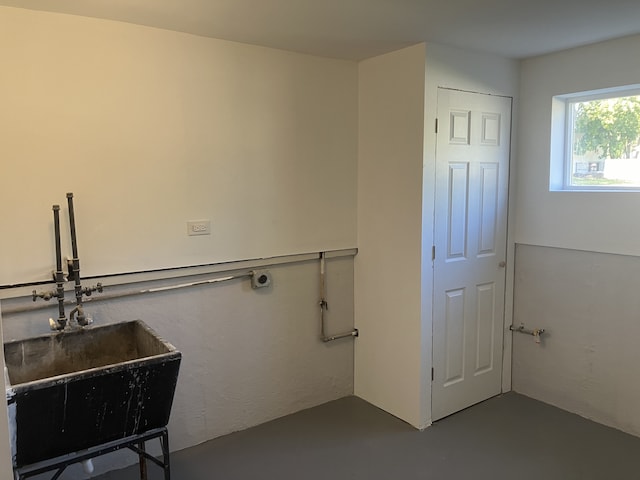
[510,323,545,344]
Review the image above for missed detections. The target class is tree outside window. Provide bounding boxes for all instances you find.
[569,94,640,187]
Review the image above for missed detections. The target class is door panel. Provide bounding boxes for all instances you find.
[475,282,496,374]
[444,287,465,385]
[447,163,469,259]
[478,163,499,255]
[432,88,512,421]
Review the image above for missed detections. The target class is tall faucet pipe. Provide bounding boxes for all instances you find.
[52,205,67,328]
[66,192,83,309]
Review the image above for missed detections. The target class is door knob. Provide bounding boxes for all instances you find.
[498,261,507,268]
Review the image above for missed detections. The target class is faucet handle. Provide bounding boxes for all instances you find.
[82,282,103,297]
[33,290,54,301]
[49,317,66,331]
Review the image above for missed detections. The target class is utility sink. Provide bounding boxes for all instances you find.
[4,320,181,468]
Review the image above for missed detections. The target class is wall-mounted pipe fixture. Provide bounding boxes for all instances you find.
[52,205,67,329]
[319,252,358,343]
[66,192,88,326]
[8,272,256,316]
[142,273,252,294]
[31,194,103,330]
[510,323,545,344]
[250,270,272,288]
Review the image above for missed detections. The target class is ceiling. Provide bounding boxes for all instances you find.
[2,0,640,60]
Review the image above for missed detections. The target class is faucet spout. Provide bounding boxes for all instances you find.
[70,305,90,327]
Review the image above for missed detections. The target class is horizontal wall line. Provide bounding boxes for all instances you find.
[515,242,640,259]
[0,248,357,302]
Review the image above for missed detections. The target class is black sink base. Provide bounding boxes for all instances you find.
[5,320,182,468]
[13,426,171,480]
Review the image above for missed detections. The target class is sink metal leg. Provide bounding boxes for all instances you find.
[13,427,171,480]
[138,441,148,480]
[161,428,171,480]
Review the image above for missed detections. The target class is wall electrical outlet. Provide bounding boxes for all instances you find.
[187,220,211,236]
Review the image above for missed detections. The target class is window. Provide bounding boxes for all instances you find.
[551,86,640,191]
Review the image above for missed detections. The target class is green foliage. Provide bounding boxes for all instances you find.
[573,96,640,159]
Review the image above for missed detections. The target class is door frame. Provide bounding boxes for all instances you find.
[429,87,516,420]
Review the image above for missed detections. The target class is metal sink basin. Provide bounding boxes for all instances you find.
[4,320,181,468]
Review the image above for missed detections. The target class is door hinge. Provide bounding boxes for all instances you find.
[431,367,434,382]
[435,118,439,134]
[432,245,436,261]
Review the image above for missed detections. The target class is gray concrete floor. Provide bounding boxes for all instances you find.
[95,392,640,479]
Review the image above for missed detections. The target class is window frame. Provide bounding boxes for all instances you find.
[551,84,640,192]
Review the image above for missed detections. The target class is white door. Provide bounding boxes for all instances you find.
[432,88,512,421]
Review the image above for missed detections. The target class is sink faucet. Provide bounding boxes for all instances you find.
[36,282,102,330]
[69,305,89,327]
[33,194,103,331]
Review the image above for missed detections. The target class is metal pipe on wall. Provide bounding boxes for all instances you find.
[6,251,360,344]
[510,323,545,344]
[4,273,252,316]
[66,194,83,305]
[66,192,91,326]
[319,252,358,343]
[509,323,545,337]
[141,274,251,293]
[52,205,67,329]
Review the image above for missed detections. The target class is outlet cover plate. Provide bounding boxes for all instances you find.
[187,220,211,236]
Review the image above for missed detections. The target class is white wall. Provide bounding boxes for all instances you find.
[355,43,518,429]
[424,43,520,98]
[513,245,640,436]
[0,7,358,476]
[516,34,640,256]
[355,44,427,429]
[513,34,640,436]
[0,7,357,285]
[1,254,355,476]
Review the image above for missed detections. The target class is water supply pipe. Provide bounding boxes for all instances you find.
[66,192,88,326]
[31,194,102,329]
[510,323,545,344]
[319,252,358,343]
[17,274,248,316]
[141,274,251,293]
[52,205,67,330]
